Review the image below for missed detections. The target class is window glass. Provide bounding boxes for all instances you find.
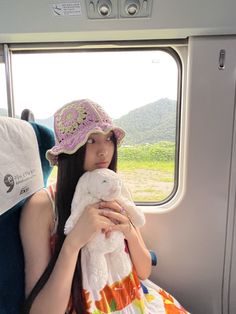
[0,63,8,116]
[11,49,179,203]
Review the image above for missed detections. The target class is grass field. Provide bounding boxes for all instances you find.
[118,160,174,202]
[48,142,176,202]
[48,160,175,203]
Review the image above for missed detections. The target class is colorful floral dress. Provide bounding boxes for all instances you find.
[45,185,190,314]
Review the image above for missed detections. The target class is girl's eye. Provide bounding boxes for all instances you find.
[87,138,95,144]
[106,136,112,141]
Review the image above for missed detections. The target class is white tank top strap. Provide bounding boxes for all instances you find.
[43,183,58,235]
[43,184,55,207]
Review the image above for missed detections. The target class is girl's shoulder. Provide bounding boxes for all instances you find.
[24,188,53,209]
[20,186,56,234]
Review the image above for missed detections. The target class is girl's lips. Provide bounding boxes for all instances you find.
[96,161,109,168]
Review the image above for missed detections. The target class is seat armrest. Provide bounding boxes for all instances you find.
[150,250,157,266]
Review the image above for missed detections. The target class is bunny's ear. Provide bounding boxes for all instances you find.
[70,171,91,215]
[64,172,92,235]
[117,182,145,227]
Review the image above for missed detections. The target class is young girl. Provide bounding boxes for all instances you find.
[20,99,189,313]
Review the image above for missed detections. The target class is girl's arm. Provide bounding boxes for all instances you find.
[99,202,152,279]
[20,190,114,314]
[125,225,152,279]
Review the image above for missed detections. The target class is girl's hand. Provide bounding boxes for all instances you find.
[99,201,151,280]
[99,201,135,239]
[64,202,115,253]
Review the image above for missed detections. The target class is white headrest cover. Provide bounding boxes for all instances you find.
[0,117,44,215]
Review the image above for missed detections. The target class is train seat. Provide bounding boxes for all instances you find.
[0,115,156,314]
[0,116,55,314]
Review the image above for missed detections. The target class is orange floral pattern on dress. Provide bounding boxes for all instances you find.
[159,290,189,314]
[83,290,93,314]
[84,267,141,313]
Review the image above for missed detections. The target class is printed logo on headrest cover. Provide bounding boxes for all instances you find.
[4,174,14,193]
[0,116,44,216]
[20,186,29,195]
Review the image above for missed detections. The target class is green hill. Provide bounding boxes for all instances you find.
[114,98,176,145]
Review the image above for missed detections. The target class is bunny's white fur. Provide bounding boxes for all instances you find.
[64,168,145,291]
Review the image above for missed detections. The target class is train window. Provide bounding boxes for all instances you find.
[10,49,180,204]
[0,63,8,116]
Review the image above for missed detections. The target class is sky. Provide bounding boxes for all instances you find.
[0,50,178,119]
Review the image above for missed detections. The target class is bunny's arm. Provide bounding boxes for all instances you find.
[117,183,145,227]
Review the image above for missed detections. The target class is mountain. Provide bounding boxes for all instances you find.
[0,108,21,118]
[114,98,176,145]
[36,116,54,129]
[0,108,8,116]
[0,107,53,128]
[0,98,176,145]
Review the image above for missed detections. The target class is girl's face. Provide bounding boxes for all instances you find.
[84,131,115,171]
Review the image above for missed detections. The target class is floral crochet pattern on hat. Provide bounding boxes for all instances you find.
[46,99,125,166]
[57,104,87,142]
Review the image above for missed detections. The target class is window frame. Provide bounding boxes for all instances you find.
[3,41,183,206]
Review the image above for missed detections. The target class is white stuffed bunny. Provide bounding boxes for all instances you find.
[64,168,145,291]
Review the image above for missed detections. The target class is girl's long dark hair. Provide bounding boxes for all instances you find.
[22,134,117,313]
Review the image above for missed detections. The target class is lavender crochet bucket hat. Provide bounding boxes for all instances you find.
[46,99,125,166]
